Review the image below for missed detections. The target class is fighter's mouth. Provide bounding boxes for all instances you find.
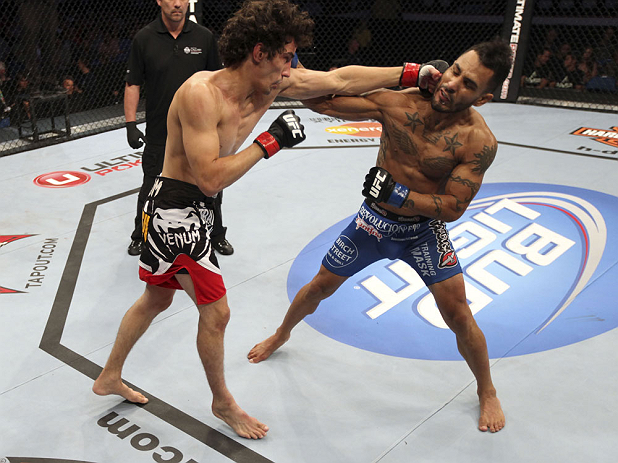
[438,88,450,105]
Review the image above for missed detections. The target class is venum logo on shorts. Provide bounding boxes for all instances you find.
[287,183,618,360]
[429,219,458,269]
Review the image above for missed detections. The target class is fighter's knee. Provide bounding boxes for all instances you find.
[199,302,230,330]
[142,290,173,314]
[305,278,338,301]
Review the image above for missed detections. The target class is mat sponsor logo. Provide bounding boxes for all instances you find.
[33,171,91,188]
[98,411,199,463]
[26,238,58,289]
[0,235,35,294]
[571,126,618,149]
[287,183,618,359]
[325,122,382,137]
[80,153,142,176]
[33,153,143,187]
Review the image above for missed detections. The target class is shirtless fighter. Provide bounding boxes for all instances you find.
[92,0,443,439]
[248,39,513,433]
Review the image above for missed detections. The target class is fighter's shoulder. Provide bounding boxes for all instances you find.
[460,112,497,162]
[180,71,220,98]
[176,72,222,116]
[467,109,496,146]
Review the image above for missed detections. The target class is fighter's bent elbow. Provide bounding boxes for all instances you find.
[195,178,221,198]
[442,208,465,223]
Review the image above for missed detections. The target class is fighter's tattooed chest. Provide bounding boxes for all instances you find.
[383,112,462,178]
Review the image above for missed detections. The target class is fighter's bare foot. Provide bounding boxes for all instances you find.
[478,392,505,433]
[92,373,148,404]
[212,400,269,439]
[247,332,289,363]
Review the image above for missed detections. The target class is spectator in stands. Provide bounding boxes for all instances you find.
[329,21,372,71]
[549,40,572,78]
[0,60,12,92]
[521,49,554,89]
[551,53,584,91]
[14,73,32,121]
[0,61,14,125]
[578,46,598,84]
[70,28,98,103]
[531,27,558,58]
[62,75,85,112]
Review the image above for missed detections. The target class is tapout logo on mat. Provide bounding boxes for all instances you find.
[287,183,618,360]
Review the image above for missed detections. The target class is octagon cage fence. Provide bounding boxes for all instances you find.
[0,0,616,156]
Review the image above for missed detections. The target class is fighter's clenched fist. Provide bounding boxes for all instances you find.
[254,110,307,158]
[362,166,410,208]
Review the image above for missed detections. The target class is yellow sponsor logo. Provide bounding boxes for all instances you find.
[325,122,382,137]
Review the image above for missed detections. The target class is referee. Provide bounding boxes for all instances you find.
[125,0,234,256]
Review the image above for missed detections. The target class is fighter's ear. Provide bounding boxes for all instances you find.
[252,43,266,63]
[473,92,493,107]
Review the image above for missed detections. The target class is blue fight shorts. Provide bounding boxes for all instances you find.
[322,200,462,286]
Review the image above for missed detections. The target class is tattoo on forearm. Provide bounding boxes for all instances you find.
[442,133,463,156]
[449,174,480,211]
[431,194,443,217]
[403,197,415,209]
[471,143,497,174]
[403,111,424,132]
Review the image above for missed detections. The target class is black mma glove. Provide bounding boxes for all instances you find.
[362,166,410,208]
[126,121,146,149]
[400,60,450,96]
[254,110,306,159]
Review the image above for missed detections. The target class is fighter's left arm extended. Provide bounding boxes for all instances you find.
[280,62,443,100]
[364,134,498,222]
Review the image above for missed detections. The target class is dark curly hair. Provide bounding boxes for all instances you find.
[465,38,513,93]
[219,0,314,68]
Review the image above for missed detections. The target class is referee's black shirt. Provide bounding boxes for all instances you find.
[126,15,221,145]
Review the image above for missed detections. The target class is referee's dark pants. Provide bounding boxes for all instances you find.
[131,142,227,242]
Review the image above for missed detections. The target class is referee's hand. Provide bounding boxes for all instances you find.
[126,121,146,149]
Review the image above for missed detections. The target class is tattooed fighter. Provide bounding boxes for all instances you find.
[248,39,512,433]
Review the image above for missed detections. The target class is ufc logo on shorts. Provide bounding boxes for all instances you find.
[370,171,387,199]
[283,114,303,138]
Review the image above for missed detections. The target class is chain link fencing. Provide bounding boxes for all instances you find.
[0,0,616,156]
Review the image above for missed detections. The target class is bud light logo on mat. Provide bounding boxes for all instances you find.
[287,183,618,360]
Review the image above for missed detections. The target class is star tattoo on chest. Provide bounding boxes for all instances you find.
[403,111,424,132]
[443,133,462,155]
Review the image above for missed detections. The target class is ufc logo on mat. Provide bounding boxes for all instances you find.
[370,171,387,198]
[283,114,303,138]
